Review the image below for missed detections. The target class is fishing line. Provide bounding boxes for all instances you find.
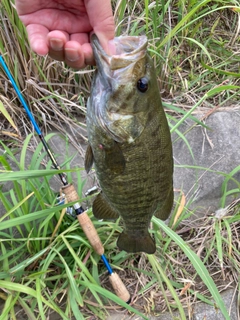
[0,55,130,303]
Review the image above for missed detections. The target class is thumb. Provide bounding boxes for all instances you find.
[85,0,115,54]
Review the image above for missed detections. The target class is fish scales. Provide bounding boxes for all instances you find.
[85,35,173,254]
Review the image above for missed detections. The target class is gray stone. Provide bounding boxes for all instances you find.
[106,312,179,320]
[193,289,239,320]
[172,110,240,214]
[107,288,238,320]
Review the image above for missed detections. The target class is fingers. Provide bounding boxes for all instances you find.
[26,25,92,68]
[64,41,86,68]
[47,32,94,68]
[47,30,73,63]
[26,24,49,56]
[22,0,116,69]
[26,25,112,68]
[65,33,94,66]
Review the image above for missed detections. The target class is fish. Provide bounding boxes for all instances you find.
[85,34,173,254]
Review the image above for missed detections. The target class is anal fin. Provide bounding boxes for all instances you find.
[93,192,119,220]
[155,187,174,221]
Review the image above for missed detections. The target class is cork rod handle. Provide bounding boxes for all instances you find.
[77,211,104,255]
[61,183,131,303]
[109,273,131,303]
[62,184,104,255]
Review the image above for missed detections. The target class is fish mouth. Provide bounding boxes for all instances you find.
[91,34,148,73]
[90,34,148,143]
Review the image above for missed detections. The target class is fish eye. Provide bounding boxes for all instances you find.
[137,77,148,93]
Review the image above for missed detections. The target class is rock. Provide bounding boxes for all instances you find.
[172,110,240,214]
[107,288,238,320]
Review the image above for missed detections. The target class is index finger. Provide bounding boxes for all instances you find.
[26,24,49,55]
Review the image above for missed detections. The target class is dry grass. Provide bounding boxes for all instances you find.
[99,207,240,318]
[0,2,92,151]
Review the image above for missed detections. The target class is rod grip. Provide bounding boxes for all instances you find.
[109,272,131,303]
[77,211,104,256]
[62,184,104,256]
[62,184,79,202]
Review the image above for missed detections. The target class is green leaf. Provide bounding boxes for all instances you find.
[0,168,79,182]
[206,85,240,97]
[52,248,84,307]
[0,202,73,230]
[184,37,213,63]
[202,61,240,78]
[152,217,231,320]
[36,278,46,320]
[148,254,187,319]
[0,280,69,320]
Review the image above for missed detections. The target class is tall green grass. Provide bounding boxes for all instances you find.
[0,134,239,319]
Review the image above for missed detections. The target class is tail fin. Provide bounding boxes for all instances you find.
[117,232,156,254]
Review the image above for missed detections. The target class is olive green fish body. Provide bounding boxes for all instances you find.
[85,35,173,254]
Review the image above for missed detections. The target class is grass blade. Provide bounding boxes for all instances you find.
[148,254,187,320]
[0,280,69,320]
[152,216,231,320]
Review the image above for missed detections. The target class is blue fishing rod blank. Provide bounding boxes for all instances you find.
[0,55,130,303]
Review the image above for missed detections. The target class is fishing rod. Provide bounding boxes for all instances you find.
[0,55,131,303]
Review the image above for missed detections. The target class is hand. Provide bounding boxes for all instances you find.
[15,0,115,68]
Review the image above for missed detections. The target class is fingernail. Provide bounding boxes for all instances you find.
[49,38,64,51]
[65,48,80,62]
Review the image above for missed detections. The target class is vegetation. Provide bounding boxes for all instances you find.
[0,0,240,319]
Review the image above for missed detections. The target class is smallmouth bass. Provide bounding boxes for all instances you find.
[85,34,173,254]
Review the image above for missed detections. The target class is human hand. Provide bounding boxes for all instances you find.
[15,0,115,68]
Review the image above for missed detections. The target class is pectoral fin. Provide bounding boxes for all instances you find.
[105,141,125,175]
[84,144,94,173]
[93,192,119,220]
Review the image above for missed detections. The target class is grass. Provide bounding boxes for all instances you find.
[0,0,240,319]
[0,134,239,319]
